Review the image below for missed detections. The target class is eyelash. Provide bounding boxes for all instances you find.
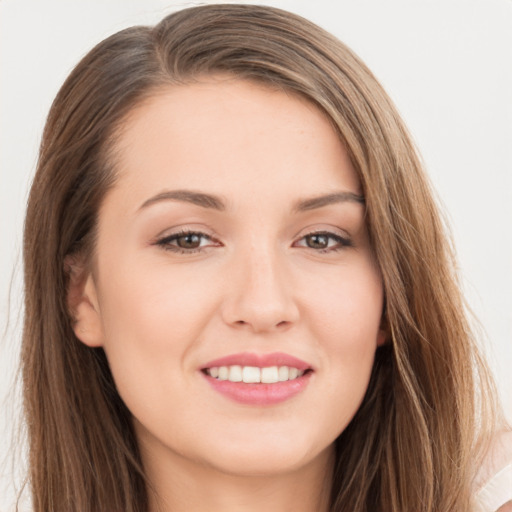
[154,229,353,254]
[155,230,220,254]
[294,231,353,253]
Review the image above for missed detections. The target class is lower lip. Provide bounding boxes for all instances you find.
[202,372,312,406]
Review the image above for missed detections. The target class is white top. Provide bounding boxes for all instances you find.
[474,431,512,512]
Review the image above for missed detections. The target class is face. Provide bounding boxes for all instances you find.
[72,77,385,479]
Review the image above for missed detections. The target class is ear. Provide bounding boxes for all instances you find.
[376,309,389,347]
[376,328,387,347]
[66,255,105,347]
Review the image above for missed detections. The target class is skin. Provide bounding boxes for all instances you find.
[71,77,386,512]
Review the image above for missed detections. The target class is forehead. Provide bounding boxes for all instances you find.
[109,77,361,210]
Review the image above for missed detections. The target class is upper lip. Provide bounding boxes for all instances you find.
[201,352,312,371]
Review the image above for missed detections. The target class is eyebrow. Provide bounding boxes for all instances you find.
[292,191,365,212]
[138,189,365,212]
[139,190,226,211]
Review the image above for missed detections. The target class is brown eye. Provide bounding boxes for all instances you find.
[294,231,353,252]
[155,230,220,254]
[305,234,330,249]
[176,233,202,249]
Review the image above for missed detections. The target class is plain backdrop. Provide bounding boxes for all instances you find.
[1,0,511,509]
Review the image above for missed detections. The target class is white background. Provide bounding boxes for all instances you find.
[1,0,511,509]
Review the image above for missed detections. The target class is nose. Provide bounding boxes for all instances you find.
[221,245,300,334]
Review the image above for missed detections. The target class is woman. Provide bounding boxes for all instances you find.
[21,4,510,511]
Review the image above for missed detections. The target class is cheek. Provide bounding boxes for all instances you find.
[299,261,383,413]
[301,259,383,347]
[98,252,219,342]
[95,255,221,405]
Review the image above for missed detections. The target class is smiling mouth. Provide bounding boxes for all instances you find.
[203,365,311,384]
[200,352,313,405]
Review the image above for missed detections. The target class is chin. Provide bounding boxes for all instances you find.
[197,429,334,477]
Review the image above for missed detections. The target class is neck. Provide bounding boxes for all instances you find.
[141,439,335,512]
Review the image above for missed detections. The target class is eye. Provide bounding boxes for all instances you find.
[155,230,219,253]
[294,231,352,252]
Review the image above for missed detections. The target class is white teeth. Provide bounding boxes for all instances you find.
[261,366,279,384]
[278,366,289,382]
[228,365,242,382]
[206,365,306,383]
[242,366,261,383]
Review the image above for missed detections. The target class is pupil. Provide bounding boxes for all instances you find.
[178,234,200,248]
[307,234,328,248]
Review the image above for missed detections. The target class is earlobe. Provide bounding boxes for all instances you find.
[376,329,387,347]
[377,309,389,347]
[65,256,105,348]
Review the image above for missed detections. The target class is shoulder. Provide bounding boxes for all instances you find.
[474,430,512,512]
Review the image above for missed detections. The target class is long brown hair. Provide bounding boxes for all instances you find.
[22,4,498,511]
